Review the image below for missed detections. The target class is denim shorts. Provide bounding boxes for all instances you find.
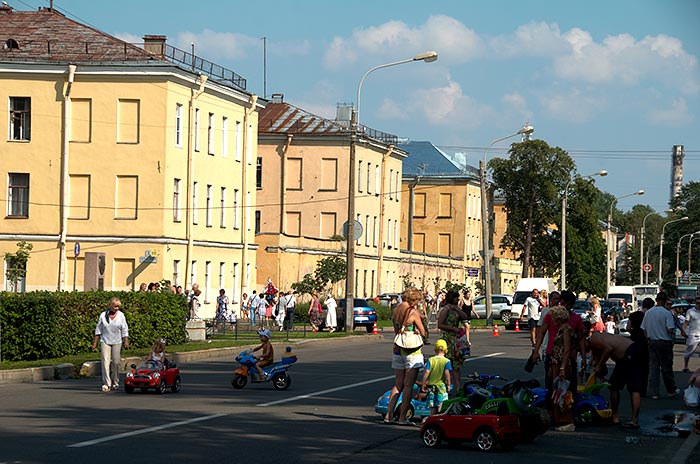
[391,352,424,370]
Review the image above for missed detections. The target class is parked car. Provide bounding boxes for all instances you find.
[472,294,513,321]
[600,299,625,322]
[329,298,377,333]
[376,293,402,307]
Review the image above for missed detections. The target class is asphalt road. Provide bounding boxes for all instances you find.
[0,329,697,464]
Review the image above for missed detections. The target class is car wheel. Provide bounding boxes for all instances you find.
[157,379,167,395]
[421,424,443,448]
[231,374,247,389]
[124,385,134,394]
[574,403,597,426]
[393,404,414,421]
[475,428,497,452]
[271,373,291,390]
[500,311,511,324]
[171,375,181,393]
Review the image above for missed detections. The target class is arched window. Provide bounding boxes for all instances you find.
[5,38,19,49]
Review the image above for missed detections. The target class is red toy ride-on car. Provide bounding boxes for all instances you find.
[125,361,181,394]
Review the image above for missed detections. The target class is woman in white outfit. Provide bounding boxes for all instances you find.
[325,295,337,333]
[92,297,129,392]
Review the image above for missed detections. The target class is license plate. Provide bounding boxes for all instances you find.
[355,316,368,321]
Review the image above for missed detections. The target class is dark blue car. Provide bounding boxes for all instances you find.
[335,298,377,332]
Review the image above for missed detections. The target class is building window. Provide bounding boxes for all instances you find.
[320,158,338,191]
[190,260,197,288]
[395,173,400,202]
[192,181,198,225]
[246,124,253,164]
[173,178,181,222]
[204,261,211,304]
[358,160,363,193]
[220,187,227,228]
[232,262,239,302]
[71,98,92,143]
[256,157,263,189]
[4,255,27,292]
[117,99,140,144]
[7,173,29,217]
[5,38,19,49]
[235,121,242,161]
[173,260,180,286]
[9,97,31,141]
[414,192,426,218]
[68,174,90,219]
[394,220,399,250]
[208,112,215,155]
[366,163,372,194]
[233,189,240,229]
[115,175,138,219]
[287,158,302,190]
[219,262,225,292]
[321,212,337,238]
[438,193,452,218]
[206,185,213,227]
[175,103,183,147]
[222,116,229,157]
[365,215,370,246]
[373,216,378,247]
[389,170,394,200]
[387,218,392,248]
[375,165,380,196]
[255,210,262,235]
[285,211,300,236]
[194,108,200,152]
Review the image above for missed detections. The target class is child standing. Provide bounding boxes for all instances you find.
[252,329,274,379]
[605,315,617,334]
[420,339,452,414]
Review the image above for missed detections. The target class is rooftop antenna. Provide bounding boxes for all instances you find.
[261,36,267,99]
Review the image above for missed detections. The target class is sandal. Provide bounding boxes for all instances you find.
[622,421,640,429]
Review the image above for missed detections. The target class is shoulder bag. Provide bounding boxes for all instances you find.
[394,308,424,350]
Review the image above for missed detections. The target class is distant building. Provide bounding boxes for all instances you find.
[0,7,262,318]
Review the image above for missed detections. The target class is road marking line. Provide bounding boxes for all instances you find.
[256,352,505,407]
[67,413,227,448]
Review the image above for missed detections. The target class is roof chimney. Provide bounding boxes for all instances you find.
[270,93,284,104]
[143,35,167,58]
[0,4,13,14]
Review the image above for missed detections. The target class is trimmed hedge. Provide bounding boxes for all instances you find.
[0,291,188,361]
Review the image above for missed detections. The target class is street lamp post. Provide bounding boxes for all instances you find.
[676,231,700,286]
[561,170,607,290]
[639,212,658,285]
[481,124,534,325]
[345,51,438,331]
[658,216,689,285]
[606,190,645,294]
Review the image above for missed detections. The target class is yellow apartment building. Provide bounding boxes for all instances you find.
[492,197,523,295]
[0,7,262,318]
[398,141,483,295]
[256,96,406,297]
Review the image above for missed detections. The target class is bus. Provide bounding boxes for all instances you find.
[677,285,698,303]
[633,285,659,307]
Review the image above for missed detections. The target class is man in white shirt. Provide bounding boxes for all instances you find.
[285,291,297,330]
[520,289,544,346]
[682,297,700,373]
[641,291,680,399]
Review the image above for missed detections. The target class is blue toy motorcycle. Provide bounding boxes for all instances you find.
[231,347,297,390]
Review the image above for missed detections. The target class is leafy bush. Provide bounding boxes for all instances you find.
[0,291,187,361]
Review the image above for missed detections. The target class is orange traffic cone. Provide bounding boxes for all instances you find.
[492,323,500,337]
[514,320,521,333]
[372,321,378,335]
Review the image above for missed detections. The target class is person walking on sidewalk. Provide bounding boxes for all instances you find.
[682,297,700,373]
[521,289,544,346]
[92,297,129,392]
[641,291,681,399]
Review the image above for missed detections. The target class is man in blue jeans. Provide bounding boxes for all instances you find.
[641,291,680,399]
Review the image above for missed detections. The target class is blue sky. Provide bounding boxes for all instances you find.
[35,0,700,211]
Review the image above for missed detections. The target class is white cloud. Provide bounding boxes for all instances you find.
[174,29,257,60]
[323,15,482,70]
[490,21,569,58]
[539,89,608,123]
[376,98,410,121]
[502,92,533,121]
[646,98,692,126]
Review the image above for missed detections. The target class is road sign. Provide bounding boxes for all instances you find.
[675,270,684,278]
[342,220,363,241]
[643,263,652,272]
[467,268,479,277]
[74,242,80,257]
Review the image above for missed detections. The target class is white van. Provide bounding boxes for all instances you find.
[507,278,557,325]
[607,285,636,315]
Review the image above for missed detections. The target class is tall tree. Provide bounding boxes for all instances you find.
[490,139,574,277]
[667,181,700,285]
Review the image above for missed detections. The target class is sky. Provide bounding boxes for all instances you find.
[20,0,700,212]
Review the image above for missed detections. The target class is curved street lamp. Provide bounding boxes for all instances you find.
[345,51,438,331]
[606,190,645,294]
[676,231,700,285]
[481,124,534,324]
[658,216,689,285]
[561,170,607,290]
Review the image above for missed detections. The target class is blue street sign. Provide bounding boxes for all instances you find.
[74,242,81,257]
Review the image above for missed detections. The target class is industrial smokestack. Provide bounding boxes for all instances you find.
[671,145,684,201]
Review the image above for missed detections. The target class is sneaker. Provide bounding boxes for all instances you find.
[555,424,576,432]
[111,384,119,391]
[101,385,110,393]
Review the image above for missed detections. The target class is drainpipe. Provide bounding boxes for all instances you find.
[277,134,293,288]
[240,94,258,297]
[184,74,207,290]
[377,145,394,295]
[58,64,77,290]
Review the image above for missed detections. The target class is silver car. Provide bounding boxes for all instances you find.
[472,294,513,320]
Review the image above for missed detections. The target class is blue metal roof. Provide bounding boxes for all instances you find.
[398,141,479,178]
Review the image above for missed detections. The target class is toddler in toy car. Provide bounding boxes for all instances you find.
[147,338,167,369]
[252,329,274,379]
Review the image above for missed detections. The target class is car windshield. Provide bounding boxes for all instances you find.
[513,291,531,304]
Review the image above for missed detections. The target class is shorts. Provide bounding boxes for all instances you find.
[425,386,448,409]
[391,352,424,370]
[609,343,645,393]
[684,336,700,357]
[528,318,538,330]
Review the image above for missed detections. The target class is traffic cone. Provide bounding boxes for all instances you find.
[515,320,521,333]
[492,323,500,337]
[372,321,378,335]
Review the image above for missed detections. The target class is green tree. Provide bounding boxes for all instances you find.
[291,256,346,295]
[667,181,700,285]
[490,140,575,277]
[561,178,606,295]
[4,241,33,292]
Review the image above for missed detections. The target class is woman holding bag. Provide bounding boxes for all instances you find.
[438,290,470,393]
[383,287,426,425]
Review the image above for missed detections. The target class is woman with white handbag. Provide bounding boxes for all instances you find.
[383,287,427,426]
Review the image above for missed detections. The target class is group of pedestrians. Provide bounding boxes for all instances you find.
[243,289,297,331]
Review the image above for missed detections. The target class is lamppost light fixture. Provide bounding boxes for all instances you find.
[597,170,608,177]
[413,51,438,62]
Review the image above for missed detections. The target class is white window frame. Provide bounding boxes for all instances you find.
[366,163,372,194]
[358,160,363,193]
[219,262,225,292]
[375,165,380,196]
[173,178,181,222]
[235,121,242,162]
[9,97,31,141]
[206,184,213,227]
[233,189,240,229]
[190,260,197,288]
[7,172,30,217]
[173,260,181,286]
[194,108,200,152]
[192,181,199,225]
[222,116,229,157]
[389,170,393,200]
[395,174,400,202]
[373,216,378,247]
[208,112,215,155]
[175,103,183,147]
[232,262,239,304]
[365,215,370,246]
[220,187,227,228]
[204,261,211,304]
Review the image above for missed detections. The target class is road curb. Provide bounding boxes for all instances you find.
[0,334,382,386]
